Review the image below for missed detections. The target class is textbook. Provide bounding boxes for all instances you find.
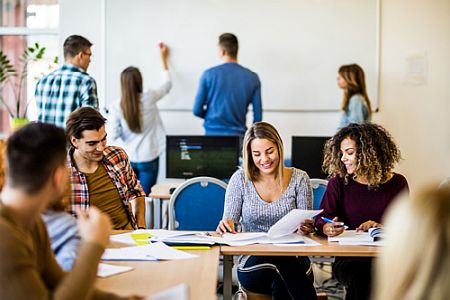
[328,229,385,246]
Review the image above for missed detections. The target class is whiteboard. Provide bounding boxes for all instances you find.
[105,0,378,111]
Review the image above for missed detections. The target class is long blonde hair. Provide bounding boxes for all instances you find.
[242,122,285,186]
[373,187,450,300]
[120,66,143,133]
[338,64,372,119]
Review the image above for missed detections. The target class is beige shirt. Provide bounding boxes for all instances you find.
[0,203,119,300]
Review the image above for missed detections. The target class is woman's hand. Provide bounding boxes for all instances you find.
[216,219,236,234]
[323,217,346,237]
[299,218,315,235]
[356,220,382,232]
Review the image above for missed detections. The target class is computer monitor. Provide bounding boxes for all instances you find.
[291,136,330,179]
[166,135,240,179]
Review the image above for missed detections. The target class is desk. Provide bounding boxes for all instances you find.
[96,241,220,299]
[220,234,380,300]
[149,183,180,229]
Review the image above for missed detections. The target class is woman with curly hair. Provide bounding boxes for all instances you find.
[314,123,409,300]
[337,64,372,129]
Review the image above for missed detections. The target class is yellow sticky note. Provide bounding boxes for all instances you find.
[131,233,152,245]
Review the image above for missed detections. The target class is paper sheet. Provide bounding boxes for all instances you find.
[97,263,134,278]
[267,209,323,238]
[102,242,197,261]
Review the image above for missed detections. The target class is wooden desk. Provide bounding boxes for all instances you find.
[96,245,220,299]
[149,183,180,229]
[220,234,380,300]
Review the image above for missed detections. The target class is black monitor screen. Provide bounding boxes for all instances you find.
[291,136,330,179]
[166,135,240,179]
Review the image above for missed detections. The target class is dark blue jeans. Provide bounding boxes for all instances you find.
[333,257,373,300]
[131,157,159,195]
[238,256,317,300]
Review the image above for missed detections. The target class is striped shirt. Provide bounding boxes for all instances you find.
[223,168,313,233]
[35,64,98,128]
[65,146,145,229]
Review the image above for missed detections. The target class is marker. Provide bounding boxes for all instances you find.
[321,217,349,229]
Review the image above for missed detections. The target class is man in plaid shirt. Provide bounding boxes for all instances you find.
[35,35,98,128]
[64,107,146,230]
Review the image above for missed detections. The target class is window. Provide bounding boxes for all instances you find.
[0,0,58,134]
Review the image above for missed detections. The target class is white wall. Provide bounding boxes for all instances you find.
[60,0,450,194]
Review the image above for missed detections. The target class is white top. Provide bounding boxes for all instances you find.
[108,71,172,162]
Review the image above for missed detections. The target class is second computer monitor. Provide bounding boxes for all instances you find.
[291,136,330,179]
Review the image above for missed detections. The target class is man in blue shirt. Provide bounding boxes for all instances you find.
[193,33,262,138]
[35,35,98,128]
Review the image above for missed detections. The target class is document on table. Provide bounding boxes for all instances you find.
[97,263,134,278]
[111,229,200,245]
[147,283,189,300]
[267,209,323,238]
[328,230,384,246]
[102,242,198,261]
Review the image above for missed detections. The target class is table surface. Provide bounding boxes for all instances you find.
[95,239,220,300]
[149,182,180,199]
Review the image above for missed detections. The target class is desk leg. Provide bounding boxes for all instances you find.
[223,254,233,300]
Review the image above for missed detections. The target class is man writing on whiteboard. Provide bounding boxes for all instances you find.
[193,33,262,140]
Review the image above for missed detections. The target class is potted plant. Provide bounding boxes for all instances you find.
[0,43,46,131]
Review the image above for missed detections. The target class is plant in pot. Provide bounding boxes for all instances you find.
[0,43,46,131]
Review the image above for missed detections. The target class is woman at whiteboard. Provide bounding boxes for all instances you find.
[109,43,172,195]
[217,122,317,300]
[337,64,372,129]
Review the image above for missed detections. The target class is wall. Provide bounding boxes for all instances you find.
[60,0,450,193]
[376,0,450,192]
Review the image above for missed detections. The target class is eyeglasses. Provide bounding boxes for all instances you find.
[83,51,92,57]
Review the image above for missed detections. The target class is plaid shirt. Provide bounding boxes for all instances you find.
[66,146,145,229]
[35,63,98,128]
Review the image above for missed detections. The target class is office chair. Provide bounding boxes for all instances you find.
[168,176,227,231]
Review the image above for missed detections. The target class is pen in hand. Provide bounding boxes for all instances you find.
[321,217,349,229]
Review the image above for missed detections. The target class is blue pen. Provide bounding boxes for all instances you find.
[321,217,349,229]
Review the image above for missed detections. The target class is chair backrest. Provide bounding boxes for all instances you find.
[168,176,227,231]
[310,178,328,210]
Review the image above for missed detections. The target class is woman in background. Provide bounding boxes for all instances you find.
[373,187,450,300]
[217,121,316,300]
[109,43,171,195]
[315,123,409,300]
[337,64,372,129]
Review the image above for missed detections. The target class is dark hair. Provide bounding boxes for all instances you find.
[219,33,239,58]
[322,123,401,188]
[6,123,67,194]
[120,66,143,133]
[66,107,106,146]
[63,35,93,59]
[338,64,372,119]
[243,122,284,184]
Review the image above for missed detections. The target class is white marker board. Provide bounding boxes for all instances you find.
[105,0,378,111]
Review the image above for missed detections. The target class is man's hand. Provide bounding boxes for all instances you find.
[77,207,111,248]
[356,220,382,232]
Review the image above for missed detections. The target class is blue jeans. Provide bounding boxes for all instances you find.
[238,256,317,300]
[131,157,159,195]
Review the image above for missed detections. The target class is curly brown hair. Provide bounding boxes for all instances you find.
[322,123,401,188]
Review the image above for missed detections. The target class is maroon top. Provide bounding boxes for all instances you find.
[315,173,409,235]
